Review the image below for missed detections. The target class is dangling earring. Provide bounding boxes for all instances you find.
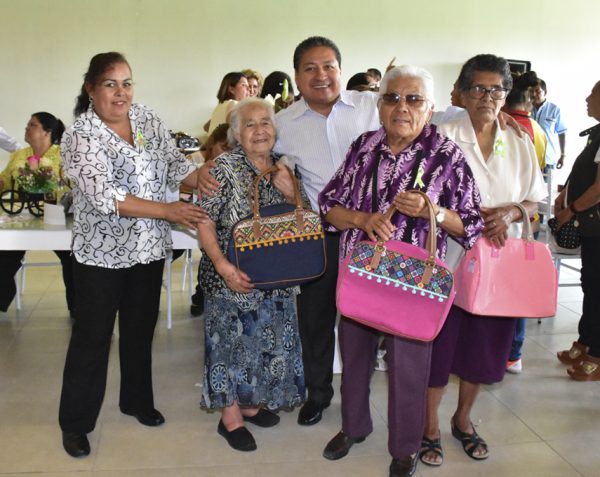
[88,96,94,112]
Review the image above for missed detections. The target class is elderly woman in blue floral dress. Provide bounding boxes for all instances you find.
[197,98,305,452]
[318,66,484,477]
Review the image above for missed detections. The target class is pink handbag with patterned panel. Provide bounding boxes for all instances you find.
[336,191,455,342]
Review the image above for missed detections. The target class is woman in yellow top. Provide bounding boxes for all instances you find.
[0,113,62,191]
[0,112,75,317]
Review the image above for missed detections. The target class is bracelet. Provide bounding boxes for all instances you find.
[569,202,578,214]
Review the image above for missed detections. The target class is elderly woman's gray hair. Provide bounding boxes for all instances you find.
[379,65,435,103]
[227,97,276,147]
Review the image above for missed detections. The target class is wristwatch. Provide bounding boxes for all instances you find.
[435,206,446,224]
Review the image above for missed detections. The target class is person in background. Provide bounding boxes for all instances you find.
[0,112,75,316]
[0,125,22,152]
[421,54,546,467]
[504,73,547,170]
[319,65,483,477]
[241,69,263,97]
[189,123,231,317]
[430,81,465,125]
[346,72,374,92]
[202,123,230,160]
[272,36,380,427]
[502,73,548,374]
[532,77,567,170]
[58,52,207,459]
[197,98,305,452]
[366,67,382,89]
[261,71,296,112]
[0,114,64,193]
[204,72,249,134]
[555,80,600,381]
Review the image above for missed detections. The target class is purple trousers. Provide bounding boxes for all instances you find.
[339,316,432,458]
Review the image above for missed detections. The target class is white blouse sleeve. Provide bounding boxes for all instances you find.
[156,118,196,190]
[61,130,128,215]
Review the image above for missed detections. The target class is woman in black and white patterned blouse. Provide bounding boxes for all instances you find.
[58,52,207,459]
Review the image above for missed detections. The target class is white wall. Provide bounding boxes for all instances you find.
[2,0,599,184]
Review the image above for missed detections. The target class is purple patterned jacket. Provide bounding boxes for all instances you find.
[318,124,484,261]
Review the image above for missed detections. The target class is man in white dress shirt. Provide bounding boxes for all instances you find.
[274,37,380,426]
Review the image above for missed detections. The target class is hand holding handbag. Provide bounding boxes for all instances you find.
[226,165,326,289]
[336,190,455,342]
[454,203,557,318]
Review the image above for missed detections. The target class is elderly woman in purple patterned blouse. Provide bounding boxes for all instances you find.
[318,65,484,477]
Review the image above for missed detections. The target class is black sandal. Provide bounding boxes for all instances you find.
[451,420,489,460]
[419,435,443,466]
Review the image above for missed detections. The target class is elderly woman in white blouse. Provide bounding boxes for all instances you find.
[58,52,207,459]
[421,54,546,467]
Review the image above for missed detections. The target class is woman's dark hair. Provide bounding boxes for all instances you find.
[519,70,539,89]
[260,71,295,99]
[202,123,230,160]
[367,68,382,81]
[346,72,371,91]
[74,52,130,117]
[457,54,513,92]
[537,78,547,93]
[293,36,342,71]
[32,112,65,144]
[216,72,247,103]
[506,71,539,108]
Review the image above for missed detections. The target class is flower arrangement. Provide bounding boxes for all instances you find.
[16,160,57,193]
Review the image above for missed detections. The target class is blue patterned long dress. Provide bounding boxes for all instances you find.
[199,147,305,410]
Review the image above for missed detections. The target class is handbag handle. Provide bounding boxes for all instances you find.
[369,189,439,286]
[250,163,304,239]
[511,202,534,241]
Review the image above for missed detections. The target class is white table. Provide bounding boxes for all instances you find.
[0,213,200,328]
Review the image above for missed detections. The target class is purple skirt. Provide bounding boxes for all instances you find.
[429,305,517,386]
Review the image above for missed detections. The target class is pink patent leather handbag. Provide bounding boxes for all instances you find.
[453,203,558,318]
[336,191,455,342]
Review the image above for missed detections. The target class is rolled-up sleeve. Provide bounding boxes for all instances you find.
[61,130,127,215]
[157,120,196,189]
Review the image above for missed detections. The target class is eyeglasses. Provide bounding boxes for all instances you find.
[381,93,429,109]
[467,85,508,100]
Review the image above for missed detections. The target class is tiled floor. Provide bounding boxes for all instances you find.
[0,251,597,477]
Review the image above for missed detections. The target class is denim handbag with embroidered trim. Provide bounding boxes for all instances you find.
[227,165,326,289]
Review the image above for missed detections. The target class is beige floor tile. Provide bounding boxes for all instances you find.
[0,422,97,474]
[255,455,390,477]
[0,256,594,477]
[546,434,600,477]
[93,467,256,477]
[0,474,92,477]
